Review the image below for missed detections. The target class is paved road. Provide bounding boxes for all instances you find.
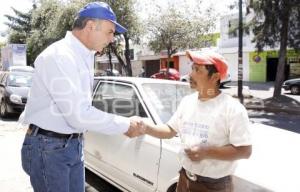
[1,82,299,192]
[0,117,118,192]
[224,81,300,101]
[223,82,300,134]
[0,119,31,192]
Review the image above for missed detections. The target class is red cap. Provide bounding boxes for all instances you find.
[186,50,228,80]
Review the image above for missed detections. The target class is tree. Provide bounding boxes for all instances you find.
[5,0,142,74]
[4,7,34,44]
[102,0,142,76]
[27,0,76,65]
[249,0,300,98]
[72,0,142,76]
[147,2,216,70]
[0,42,6,59]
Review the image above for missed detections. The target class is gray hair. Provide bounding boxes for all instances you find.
[72,17,92,30]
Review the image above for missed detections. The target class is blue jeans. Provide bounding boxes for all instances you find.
[21,130,84,192]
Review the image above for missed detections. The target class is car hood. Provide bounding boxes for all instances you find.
[7,86,30,97]
[284,78,300,84]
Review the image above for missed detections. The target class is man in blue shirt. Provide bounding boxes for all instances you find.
[21,2,143,192]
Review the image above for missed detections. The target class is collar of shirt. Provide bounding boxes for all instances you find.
[64,31,95,66]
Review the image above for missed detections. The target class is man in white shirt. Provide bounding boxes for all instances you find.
[142,51,252,192]
[21,2,143,192]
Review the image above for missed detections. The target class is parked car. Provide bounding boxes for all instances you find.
[8,66,34,73]
[282,78,300,95]
[85,77,193,192]
[104,69,120,76]
[180,73,231,87]
[86,77,284,192]
[0,71,33,117]
[150,68,180,81]
[95,69,121,77]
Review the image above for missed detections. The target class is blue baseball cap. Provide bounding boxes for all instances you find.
[78,2,127,33]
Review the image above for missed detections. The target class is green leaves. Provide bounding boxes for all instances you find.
[249,0,300,51]
[147,2,216,58]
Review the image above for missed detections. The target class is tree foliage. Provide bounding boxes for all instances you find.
[250,0,300,51]
[100,0,142,76]
[249,0,300,98]
[147,1,216,66]
[5,0,142,75]
[5,7,34,44]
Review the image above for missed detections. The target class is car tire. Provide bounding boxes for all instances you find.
[0,100,8,118]
[290,85,300,95]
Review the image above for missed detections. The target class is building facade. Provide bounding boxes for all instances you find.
[219,13,300,82]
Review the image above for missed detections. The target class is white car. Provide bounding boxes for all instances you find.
[85,77,192,192]
[85,77,277,192]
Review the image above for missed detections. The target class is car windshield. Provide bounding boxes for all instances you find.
[7,73,32,87]
[142,83,193,123]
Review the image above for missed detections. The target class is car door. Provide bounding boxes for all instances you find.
[85,80,161,192]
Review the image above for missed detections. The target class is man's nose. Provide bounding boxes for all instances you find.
[110,36,115,43]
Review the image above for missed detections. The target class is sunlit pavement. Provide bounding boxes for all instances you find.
[0,120,31,192]
[0,118,99,192]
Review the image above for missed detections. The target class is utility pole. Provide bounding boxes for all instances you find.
[238,0,244,104]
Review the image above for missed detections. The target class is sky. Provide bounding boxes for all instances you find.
[0,0,237,43]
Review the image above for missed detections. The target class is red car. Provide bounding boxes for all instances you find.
[150,68,180,81]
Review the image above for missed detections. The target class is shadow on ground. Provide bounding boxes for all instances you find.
[248,110,300,134]
[85,168,121,192]
[228,82,274,91]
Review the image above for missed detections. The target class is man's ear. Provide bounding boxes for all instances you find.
[85,20,94,31]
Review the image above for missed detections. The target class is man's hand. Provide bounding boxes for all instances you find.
[184,145,208,162]
[124,116,146,138]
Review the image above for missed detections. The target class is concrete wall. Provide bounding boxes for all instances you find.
[222,51,250,81]
[178,56,191,75]
[131,60,143,77]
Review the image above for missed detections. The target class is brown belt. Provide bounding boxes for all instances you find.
[27,124,83,139]
[182,168,231,183]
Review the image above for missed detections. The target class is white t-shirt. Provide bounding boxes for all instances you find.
[167,92,251,179]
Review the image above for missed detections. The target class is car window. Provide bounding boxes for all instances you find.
[92,82,147,118]
[7,73,32,87]
[93,79,99,90]
[142,83,193,123]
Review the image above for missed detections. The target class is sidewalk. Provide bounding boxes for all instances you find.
[223,81,300,115]
[0,121,32,192]
[0,120,100,192]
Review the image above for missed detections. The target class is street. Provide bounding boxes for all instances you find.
[0,116,120,192]
[0,83,299,192]
[1,109,300,192]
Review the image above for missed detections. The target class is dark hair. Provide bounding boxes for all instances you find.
[204,65,221,85]
[72,17,92,30]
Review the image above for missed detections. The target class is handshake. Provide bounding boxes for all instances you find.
[124,116,147,138]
